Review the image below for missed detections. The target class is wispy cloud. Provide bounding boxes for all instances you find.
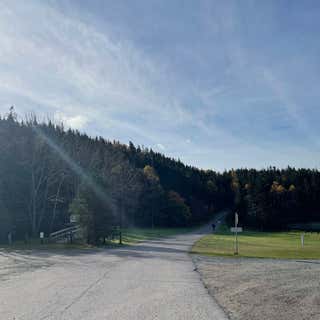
[0,1,241,159]
[0,0,319,170]
[156,143,165,151]
[0,1,227,141]
[261,67,319,148]
[54,112,89,130]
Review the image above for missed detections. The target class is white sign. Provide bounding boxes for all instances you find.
[231,227,243,233]
[70,214,79,224]
[40,232,44,239]
[235,212,239,227]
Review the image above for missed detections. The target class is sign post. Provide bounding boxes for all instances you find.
[301,232,305,248]
[40,232,44,244]
[234,212,239,255]
[70,214,79,224]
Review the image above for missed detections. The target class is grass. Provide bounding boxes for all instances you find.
[121,227,193,245]
[192,224,320,259]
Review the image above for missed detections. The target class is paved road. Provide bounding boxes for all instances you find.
[0,217,227,320]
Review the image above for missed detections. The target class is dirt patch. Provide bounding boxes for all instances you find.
[193,255,320,320]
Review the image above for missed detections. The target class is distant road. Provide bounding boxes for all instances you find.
[0,214,228,320]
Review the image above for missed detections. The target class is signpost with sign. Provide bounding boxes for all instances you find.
[40,232,44,244]
[70,214,79,224]
[231,212,242,255]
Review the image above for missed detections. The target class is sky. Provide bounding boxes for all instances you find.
[1,0,320,171]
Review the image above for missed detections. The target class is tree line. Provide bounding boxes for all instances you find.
[0,109,232,243]
[0,109,319,243]
[230,168,320,230]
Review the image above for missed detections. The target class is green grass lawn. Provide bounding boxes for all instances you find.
[121,227,193,245]
[192,225,320,259]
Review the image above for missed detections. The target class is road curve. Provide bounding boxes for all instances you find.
[0,218,228,320]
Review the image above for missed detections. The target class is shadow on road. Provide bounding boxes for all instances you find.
[0,212,229,268]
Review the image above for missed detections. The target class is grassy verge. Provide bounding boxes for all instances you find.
[192,224,320,259]
[120,227,194,245]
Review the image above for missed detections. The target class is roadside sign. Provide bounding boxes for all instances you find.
[235,212,239,227]
[70,214,79,224]
[40,232,44,244]
[233,212,241,255]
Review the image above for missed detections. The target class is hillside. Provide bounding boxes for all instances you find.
[0,110,232,243]
[1,109,320,243]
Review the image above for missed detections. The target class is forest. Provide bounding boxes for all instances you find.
[0,108,319,243]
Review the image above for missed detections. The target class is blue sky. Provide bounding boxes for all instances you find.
[1,0,320,171]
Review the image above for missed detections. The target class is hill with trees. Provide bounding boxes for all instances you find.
[0,108,319,243]
[0,109,232,243]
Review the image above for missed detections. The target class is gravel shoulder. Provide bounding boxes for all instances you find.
[193,255,320,320]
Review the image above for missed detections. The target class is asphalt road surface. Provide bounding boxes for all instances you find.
[0,219,227,320]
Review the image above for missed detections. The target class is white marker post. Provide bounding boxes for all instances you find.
[301,232,305,248]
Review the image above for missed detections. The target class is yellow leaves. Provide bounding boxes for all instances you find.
[231,181,240,190]
[270,182,296,193]
[270,181,286,193]
[289,184,296,192]
[143,165,160,182]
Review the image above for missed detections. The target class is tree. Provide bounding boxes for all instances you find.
[69,196,93,243]
[0,184,11,242]
[142,165,162,228]
[6,110,320,238]
[107,159,143,243]
[162,191,191,227]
